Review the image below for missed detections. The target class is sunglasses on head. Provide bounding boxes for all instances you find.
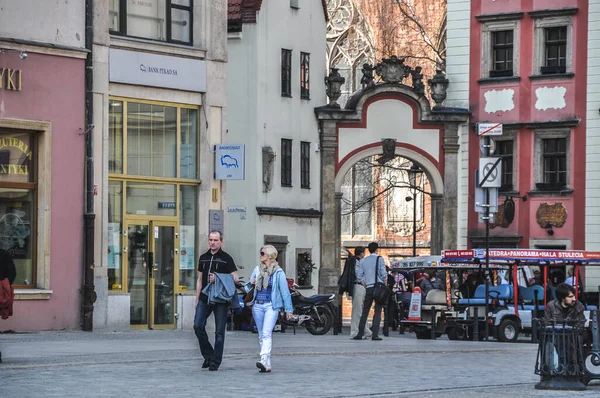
[260,251,265,256]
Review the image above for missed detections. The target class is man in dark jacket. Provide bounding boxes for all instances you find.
[338,246,365,298]
[544,283,585,327]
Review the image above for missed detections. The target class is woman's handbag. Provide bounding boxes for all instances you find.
[372,256,391,305]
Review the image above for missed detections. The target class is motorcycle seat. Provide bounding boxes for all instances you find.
[296,294,330,305]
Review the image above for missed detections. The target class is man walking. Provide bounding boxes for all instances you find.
[354,242,387,341]
[194,231,238,371]
[340,246,372,339]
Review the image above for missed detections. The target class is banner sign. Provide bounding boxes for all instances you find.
[442,249,600,262]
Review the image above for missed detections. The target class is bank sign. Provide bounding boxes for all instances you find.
[214,144,245,180]
[109,49,206,92]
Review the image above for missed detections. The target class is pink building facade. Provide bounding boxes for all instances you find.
[467,0,593,288]
[0,47,86,330]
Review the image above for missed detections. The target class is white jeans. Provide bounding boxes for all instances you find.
[350,284,371,338]
[252,302,279,357]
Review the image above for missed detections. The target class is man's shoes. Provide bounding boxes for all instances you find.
[383,331,389,337]
[208,365,219,371]
[372,336,383,341]
[352,336,363,340]
[202,359,211,369]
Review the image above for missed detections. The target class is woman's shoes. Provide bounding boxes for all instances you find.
[256,354,271,373]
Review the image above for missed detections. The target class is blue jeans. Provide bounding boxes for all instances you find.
[193,300,229,368]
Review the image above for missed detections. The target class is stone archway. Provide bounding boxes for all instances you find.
[315,67,469,295]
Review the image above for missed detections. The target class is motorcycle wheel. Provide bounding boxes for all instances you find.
[305,306,334,336]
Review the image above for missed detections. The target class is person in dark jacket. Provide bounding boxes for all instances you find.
[338,246,364,298]
[544,283,585,327]
[0,248,16,364]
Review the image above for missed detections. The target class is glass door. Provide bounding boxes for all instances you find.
[127,220,178,329]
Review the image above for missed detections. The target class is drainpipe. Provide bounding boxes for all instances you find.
[82,0,96,331]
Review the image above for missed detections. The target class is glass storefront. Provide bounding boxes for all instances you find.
[0,131,36,288]
[108,98,200,328]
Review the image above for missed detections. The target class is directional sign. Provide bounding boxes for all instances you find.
[479,157,502,188]
[477,122,503,136]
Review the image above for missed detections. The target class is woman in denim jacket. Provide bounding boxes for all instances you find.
[249,245,293,372]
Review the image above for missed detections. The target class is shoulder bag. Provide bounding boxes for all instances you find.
[372,256,391,305]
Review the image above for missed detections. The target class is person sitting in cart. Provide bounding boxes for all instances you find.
[544,283,585,327]
[421,270,444,300]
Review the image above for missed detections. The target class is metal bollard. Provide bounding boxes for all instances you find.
[398,301,405,335]
[473,307,479,342]
[430,307,437,340]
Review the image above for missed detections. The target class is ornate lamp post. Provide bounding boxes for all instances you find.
[428,70,449,109]
[325,68,345,108]
[405,164,423,257]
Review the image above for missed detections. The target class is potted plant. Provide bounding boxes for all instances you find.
[297,252,316,287]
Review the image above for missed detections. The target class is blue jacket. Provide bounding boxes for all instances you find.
[202,272,237,305]
[249,266,293,313]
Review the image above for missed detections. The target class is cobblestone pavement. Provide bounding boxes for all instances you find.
[1,329,599,397]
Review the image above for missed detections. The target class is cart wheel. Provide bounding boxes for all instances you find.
[447,327,466,341]
[498,319,519,342]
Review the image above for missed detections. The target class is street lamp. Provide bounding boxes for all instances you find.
[405,164,423,257]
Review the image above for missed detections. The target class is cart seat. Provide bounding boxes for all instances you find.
[457,284,513,306]
[423,289,448,310]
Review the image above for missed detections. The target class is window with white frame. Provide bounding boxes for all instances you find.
[534,130,570,190]
[481,19,520,78]
[341,160,373,237]
[533,16,573,75]
[495,136,516,192]
[109,0,193,45]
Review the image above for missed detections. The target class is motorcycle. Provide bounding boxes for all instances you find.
[284,281,336,335]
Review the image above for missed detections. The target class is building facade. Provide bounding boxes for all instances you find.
[462,0,599,293]
[0,0,87,330]
[224,0,327,292]
[91,0,228,331]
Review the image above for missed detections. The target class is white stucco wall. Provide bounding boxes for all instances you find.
[225,0,326,284]
[0,0,85,49]
[337,100,440,163]
[586,0,600,292]
[446,0,471,249]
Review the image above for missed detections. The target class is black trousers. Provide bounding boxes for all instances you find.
[357,287,383,338]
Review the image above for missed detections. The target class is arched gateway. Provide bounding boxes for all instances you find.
[315,60,469,295]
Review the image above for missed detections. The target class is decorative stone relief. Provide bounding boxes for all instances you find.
[536,202,567,228]
[484,89,515,113]
[535,86,567,111]
[262,146,275,193]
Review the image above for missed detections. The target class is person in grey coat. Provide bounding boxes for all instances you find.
[353,242,387,341]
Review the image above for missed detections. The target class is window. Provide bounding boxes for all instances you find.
[532,15,573,75]
[108,98,199,292]
[300,52,310,99]
[543,138,567,185]
[496,140,514,191]
[0,131,36,288]
[480,19,520,79]
[341,160,373,237]
[543,27,567,74]
[281,49,292,97]
[534,130,569,190]
[109,0,193,45]
[281,139,292,186]
[491,30,514,77]
[300,142,310,188]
